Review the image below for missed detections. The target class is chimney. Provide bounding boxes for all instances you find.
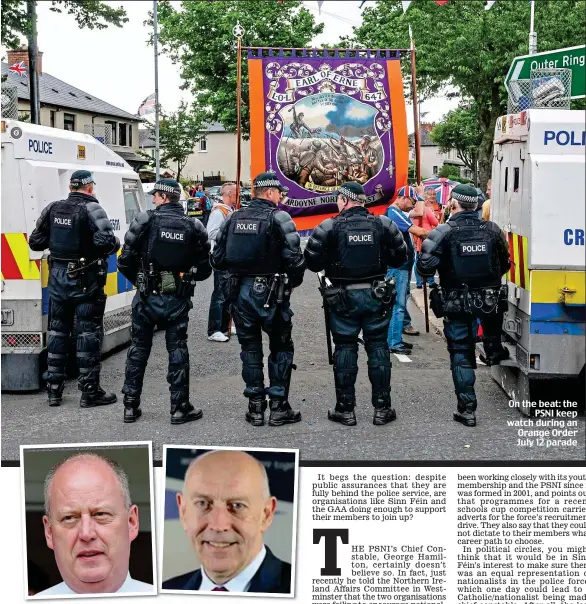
[6,47,43,75]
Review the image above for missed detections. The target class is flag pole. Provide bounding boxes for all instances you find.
[529,0,537,55]
[234,22,244,209]
[153,0,161,181]
[409,26,430,333]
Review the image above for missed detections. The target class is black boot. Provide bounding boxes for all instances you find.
[453,403,476,427]
[47,383,64,407]
[245,396,267,427]
[170,402,203,425]
[373,395,396,426]
[328,407,357,426]
[328,393,356,426]
[80,387,117,408]
[123,396,142,423]
[268,399,301,427]
[479,347,510,366]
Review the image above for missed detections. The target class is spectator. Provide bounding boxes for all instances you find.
[414,187,439,289]
[207,182,237,342]
[482,179,492,221]
[385,185,428,355]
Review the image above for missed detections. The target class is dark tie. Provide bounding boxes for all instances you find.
[212,586,229,592]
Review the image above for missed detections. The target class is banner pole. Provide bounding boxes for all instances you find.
[410,32,429,334]
[234,23,244,209]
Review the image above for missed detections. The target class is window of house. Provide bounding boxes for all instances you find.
[128,125,132,147]
[118,123,127,147]
[433,165,438,174]
[63,113,75,131]
[105,120,117,145]
[199,138,207,152]
[50,111,56,128]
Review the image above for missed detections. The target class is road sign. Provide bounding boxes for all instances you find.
[505,45,585,99]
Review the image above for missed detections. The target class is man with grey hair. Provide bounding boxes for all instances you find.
[36,452,152,596]
[163,450,291,593]
[207,182,237,342]
[417,183,510,427]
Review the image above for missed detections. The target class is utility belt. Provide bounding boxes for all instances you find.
[136,264,197,298]
[50,255,107,289]
[320,277,397,314]
[429,285,508,318]
[236,274,291,308]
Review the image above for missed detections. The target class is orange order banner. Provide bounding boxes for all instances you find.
[247,48,409,233]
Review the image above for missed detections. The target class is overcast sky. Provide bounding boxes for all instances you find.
[5,0,457,131]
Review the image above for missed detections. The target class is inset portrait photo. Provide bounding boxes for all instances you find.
[161,446,299,597]
[20,442,156,599]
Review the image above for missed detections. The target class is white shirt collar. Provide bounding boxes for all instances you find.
[199,545,267,592]
[35,573,153,596]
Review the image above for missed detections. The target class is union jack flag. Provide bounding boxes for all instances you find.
[8,61,27,77]
[421,177,459,207]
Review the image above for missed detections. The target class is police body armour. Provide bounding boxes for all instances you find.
[225,207,281,275]
[449,223,499,287]
[149,213,191,271]
[49,200,88,259]
[329,214,384,281]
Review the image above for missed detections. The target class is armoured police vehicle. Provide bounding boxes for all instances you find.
[1,119,144,390]
[490,109,585,413]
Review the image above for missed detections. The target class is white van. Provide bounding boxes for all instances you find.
[490,109,585,412]
[1,120,144,390]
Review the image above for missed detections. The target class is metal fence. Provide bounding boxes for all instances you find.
[83,123,113,146]
[508,67,572,113]
[1,84,19,120]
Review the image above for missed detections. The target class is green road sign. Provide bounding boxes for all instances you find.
[505,45,585,99]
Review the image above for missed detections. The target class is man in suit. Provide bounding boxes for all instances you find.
[162,450,292,594]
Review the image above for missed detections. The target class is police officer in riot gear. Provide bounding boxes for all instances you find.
[417,184,510,427]
[29,170,120,407]
[212,171,306,427]
[304,182,407,426]
[118,179,212,424]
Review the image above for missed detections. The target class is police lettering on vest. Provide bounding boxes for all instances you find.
[235,221,259,233]
[54,216,72,227]
[348,232,373,245]
[460,242,487,255]
[160,230,185,242]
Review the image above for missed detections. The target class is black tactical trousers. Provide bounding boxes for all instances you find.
[329,288,392,410]
[231,278,294,401]
[44,292,107,392]
[443,312,504,412]
[122,292,191,411]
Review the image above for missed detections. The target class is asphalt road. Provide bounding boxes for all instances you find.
[2,276,585,463]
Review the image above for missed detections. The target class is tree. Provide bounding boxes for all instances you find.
[1,0,128,49]
[152,102,205,182]
[430,104,482,184]
[438,163,470,183]
[155,0,323,137]
[351,0,585,188]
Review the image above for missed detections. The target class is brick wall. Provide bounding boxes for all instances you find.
[6,47,43,74]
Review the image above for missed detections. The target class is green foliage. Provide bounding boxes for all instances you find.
[155,0,323,137]
[430,104,482,181]
[150,102,205,182]
[437,164,462,180]
[352,0,586,187]
[1,0,127,49]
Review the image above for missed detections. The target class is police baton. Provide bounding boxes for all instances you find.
[422,281,430,333]
[317,272,334,366]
